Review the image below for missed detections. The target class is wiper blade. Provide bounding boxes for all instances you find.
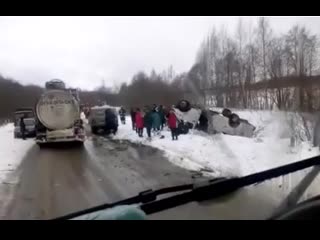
[141,154,320,215]
[53,154,320,220]
[52,183,194,220]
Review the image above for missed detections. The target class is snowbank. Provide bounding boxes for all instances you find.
[0,124,34,182]
[113,114,319,178]
[114,124,240,177]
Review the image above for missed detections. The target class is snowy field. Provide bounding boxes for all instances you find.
[0,123,34,182]
[113,111,319,178]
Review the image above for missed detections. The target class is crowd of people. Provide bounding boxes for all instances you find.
[118,105,179,141]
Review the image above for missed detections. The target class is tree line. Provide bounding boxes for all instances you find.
[0,75,42,122]
[110,17,320,112]
[116,69,184,108]
[79,66,184,109]
[1,17,320,122]
[190,17,320,111]
[0,69,184,122]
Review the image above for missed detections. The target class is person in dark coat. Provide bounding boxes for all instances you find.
[158,105,166,130]
[143,106,153,139]
[135,108,144,137]
[20,117,26,140]
[105,109,118,135]
[168,109,178,140]
[130,107,136,131]
[119,107,126,124]
[198,110,209,132]
[152,104,157,111]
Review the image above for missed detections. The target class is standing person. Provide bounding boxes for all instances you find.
[151,107,161,135]
[130,107,136,131]
[159,105,166,130]
[118,107,126,125]
[152,104,157,111]
[135,108,144,137]
[20,117,26,140]
[105,108,118,135]
[198,109,209,132]
[168,109,178,140]
[143,106,153,140]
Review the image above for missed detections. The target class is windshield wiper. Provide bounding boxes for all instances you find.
[53,183,195,220]
[53,154,320,220]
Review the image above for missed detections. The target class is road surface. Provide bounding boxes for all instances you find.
[1,134,319,220]
[0,134,201,220]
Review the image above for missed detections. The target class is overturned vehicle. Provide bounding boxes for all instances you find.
[173,100,256,138]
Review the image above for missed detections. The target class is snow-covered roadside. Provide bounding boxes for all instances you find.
[113,114,319,178]
[0,123,34,182]
[114,123,241,177]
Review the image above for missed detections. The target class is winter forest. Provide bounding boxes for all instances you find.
[114,17,320,111]
[1,17,320,122]
[193,17,320,111]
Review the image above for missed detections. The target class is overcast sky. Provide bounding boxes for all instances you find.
[0,16,319,90]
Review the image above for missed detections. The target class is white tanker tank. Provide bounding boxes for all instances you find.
[35,79,85,146]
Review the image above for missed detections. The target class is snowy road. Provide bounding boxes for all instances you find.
[0,134,307,220]
[0,135,198,219]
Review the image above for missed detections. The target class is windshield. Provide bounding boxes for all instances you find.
[1,16,320,220]
[90,109,105,116]
[23,119,35,125]
[15,112,34,119]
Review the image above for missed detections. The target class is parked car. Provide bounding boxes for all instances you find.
[13,108,36,139]
[89,106,118,134]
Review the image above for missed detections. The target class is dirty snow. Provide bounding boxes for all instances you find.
[113,113,319,178]
[0,123,34,182]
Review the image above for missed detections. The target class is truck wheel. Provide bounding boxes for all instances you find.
[37,142,45,149]
[228,113,240,128]
[222,108,232,118]
[76,141,84,147]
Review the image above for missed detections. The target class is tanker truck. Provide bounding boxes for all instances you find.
[35,79,85,146]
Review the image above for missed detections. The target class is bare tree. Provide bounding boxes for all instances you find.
[257,17,273,109]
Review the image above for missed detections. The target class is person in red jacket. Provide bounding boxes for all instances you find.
[168,108,179,140]
[135,108,144,137]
